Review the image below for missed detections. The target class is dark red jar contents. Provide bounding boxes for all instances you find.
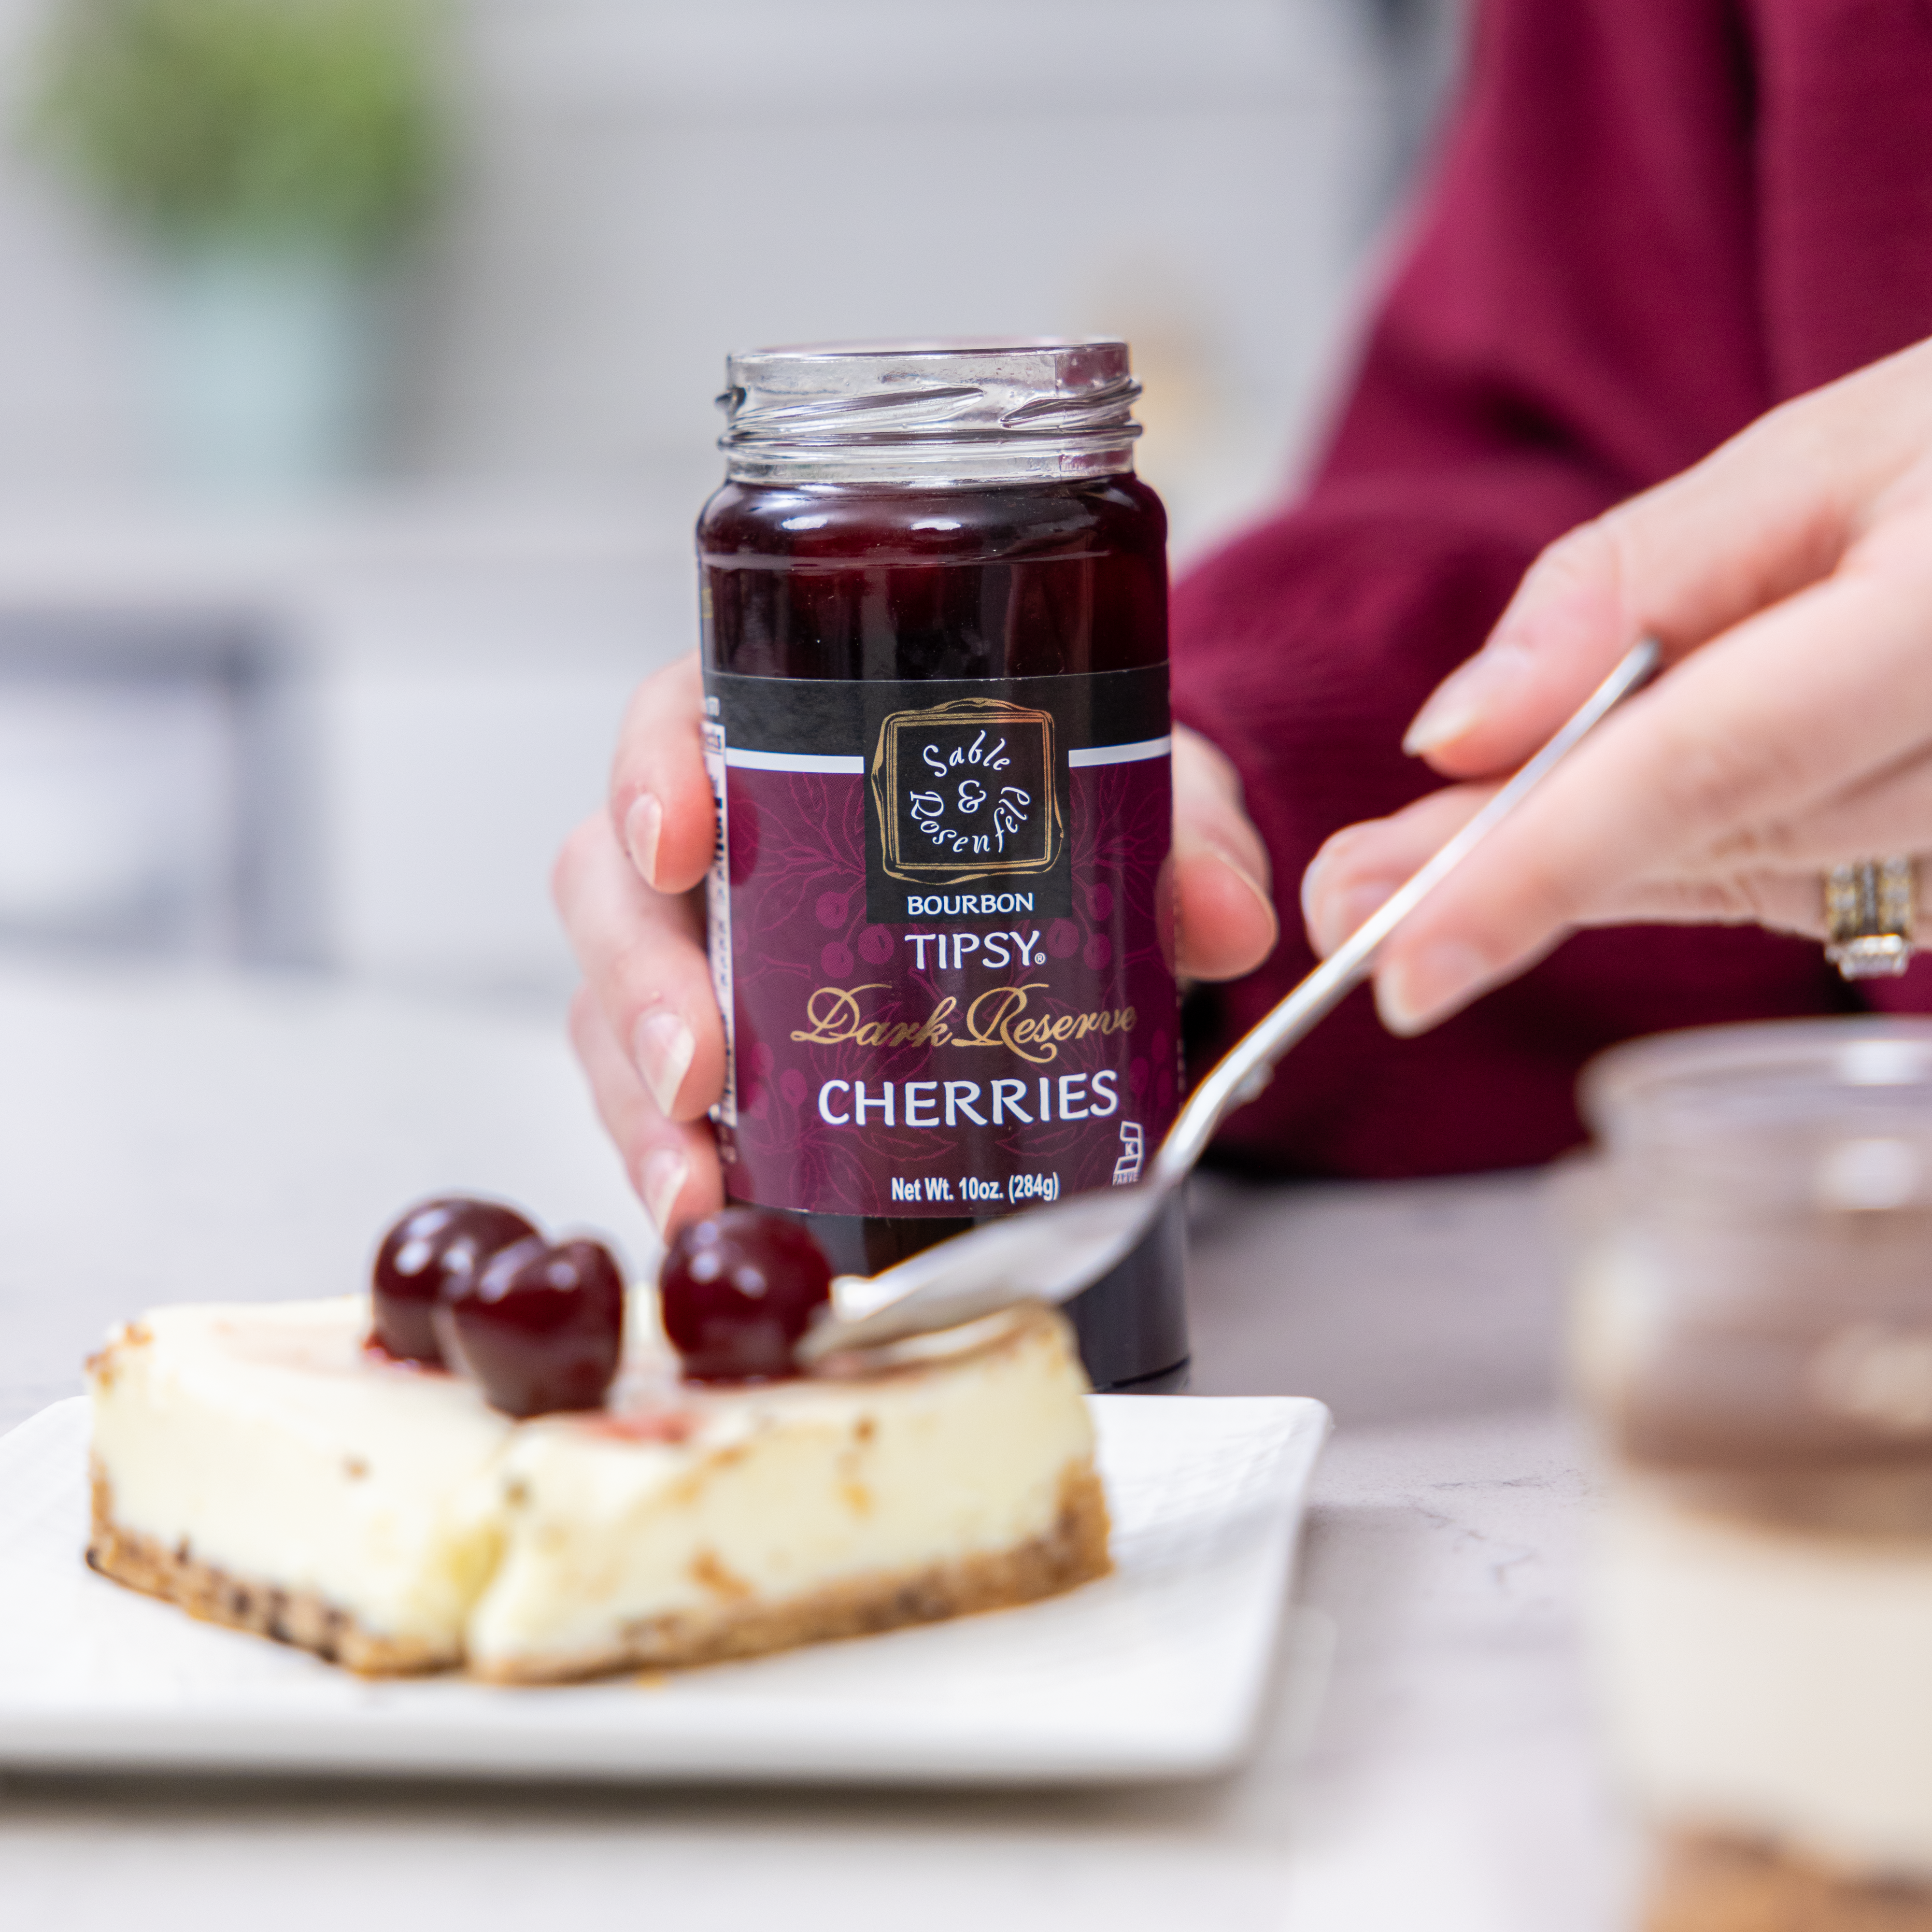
[660,1208,833,1382]
[700,475,1165,1289]
[698,455,1191,1395]
[701,476,1168,689]
[370,1196,538,1366]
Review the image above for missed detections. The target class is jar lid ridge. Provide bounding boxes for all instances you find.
[718,338,1143,484]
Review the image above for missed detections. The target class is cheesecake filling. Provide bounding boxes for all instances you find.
[1598,1486,1932,1881]
[90,1301,511,1653]
[467,1306,1097,1673]
[86,1294,1103,1677]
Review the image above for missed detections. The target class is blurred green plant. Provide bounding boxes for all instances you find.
[28,0,444,256]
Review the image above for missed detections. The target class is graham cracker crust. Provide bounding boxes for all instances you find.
[85,1458,1111,1685]
[85,1466,456,1676]
[473,1460,1113,1684]
[1649,1833,1932,1931]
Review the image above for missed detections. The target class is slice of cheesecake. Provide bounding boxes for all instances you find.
[85,1296,1108,1680]
[87,1300,515,1672]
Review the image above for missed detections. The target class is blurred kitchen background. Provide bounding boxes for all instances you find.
[0,0,1459,1006]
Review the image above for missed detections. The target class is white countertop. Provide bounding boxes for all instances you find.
[0,956,1639,1931]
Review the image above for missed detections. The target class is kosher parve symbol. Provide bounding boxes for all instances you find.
[871,697,1063,884]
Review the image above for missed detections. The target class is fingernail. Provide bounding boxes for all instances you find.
[624,792,663,884]
[1402,643,1531,756]
[1208,843,1274,919]
[640,1149,688,1236]
[633,1009,696,1115]
[1314,881,1397,958]
[1375,940,1493,1036]
[1298,850,1330,928]
[1179,831,1275,925]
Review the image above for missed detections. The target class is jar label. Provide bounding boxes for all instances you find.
[703,666,1179,1218]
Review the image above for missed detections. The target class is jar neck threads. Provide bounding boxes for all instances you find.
[718,339,1142,485]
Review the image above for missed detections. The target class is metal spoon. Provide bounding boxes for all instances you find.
[796,637,1661,1364]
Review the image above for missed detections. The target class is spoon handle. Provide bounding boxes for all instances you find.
[1150,637,1660,1189]
[802,637,1661,1358]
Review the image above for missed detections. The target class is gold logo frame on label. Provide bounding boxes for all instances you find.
[870,697,1063,886]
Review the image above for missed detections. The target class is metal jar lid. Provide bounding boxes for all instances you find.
[717,338,1142,485]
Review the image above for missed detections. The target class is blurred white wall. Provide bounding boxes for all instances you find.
[0,0,1460,995]
[0,0,1456,553]
[0,0,147,491]
[409,0,1452,553]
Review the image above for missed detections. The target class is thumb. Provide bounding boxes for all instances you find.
[1170,725,1278,981]
[1401,339,1932,778]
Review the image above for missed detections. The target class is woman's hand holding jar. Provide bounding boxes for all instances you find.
[554,663,1278,1241]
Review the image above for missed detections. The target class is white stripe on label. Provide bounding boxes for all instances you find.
[1068,736,1172,768]
[724,749,867,773]
[726,737,1171,773]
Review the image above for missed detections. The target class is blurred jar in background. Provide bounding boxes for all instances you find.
[1569,1020,1932,1930]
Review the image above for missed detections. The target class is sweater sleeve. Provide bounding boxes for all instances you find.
[1170,0,1850,1180]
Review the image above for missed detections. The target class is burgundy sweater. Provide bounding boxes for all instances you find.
[1170,0,1932,1179]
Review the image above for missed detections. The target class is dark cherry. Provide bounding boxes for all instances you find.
[660,1209,833,1382]
[436,1236,625,1418]
[370,1196,539,1365]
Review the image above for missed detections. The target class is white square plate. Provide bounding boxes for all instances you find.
[0,1392,1328,1787]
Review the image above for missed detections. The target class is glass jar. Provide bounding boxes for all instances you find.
[1568,1018,1932,1924]
[696,340,1186,1392]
